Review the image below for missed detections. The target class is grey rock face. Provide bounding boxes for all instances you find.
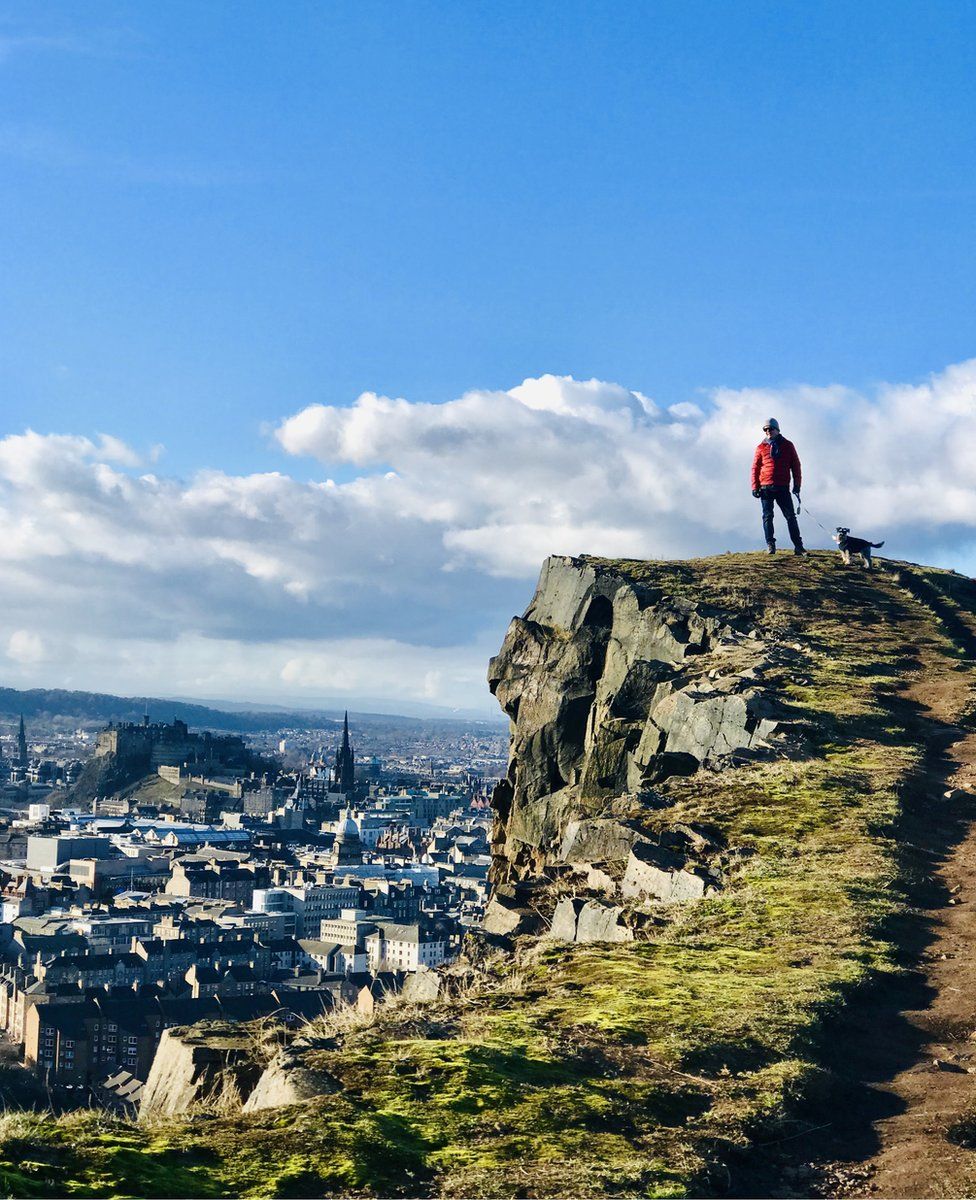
[558,818,645,863]
[489,556,776,890]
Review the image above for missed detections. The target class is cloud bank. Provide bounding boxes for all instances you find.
[3,361,976,712]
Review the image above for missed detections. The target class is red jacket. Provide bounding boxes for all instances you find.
[752,436,801,490]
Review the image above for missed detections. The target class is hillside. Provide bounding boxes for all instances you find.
[0,687,505,737]
[0,687,339,735]
[4,550,976,1198]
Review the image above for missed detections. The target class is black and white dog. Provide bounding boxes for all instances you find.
[833,527,885,568]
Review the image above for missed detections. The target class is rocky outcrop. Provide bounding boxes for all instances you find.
[243,1044,338,1112]
[488,555,788,938]
[139,1023,264,1118]
[69,751,143,805]
[138,556,798,1120]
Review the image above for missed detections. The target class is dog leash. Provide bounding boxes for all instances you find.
[794,496,832,535]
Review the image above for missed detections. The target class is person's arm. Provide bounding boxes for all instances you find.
[751,445,762,492]
[791,444,802,493]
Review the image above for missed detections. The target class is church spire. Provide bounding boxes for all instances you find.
[332,711,355,793]
[17,715,27,769]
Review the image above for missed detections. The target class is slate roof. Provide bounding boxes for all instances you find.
[298,939,344,958]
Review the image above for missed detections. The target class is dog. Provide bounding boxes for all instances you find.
[833,527,885,568]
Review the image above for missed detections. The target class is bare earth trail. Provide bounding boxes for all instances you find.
[836,723,976,1199]
[774,664,976,1198]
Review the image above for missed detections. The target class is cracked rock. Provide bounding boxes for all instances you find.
[549,897,634,943]
[621,841,716,904]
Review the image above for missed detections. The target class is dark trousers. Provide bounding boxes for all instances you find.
[761,485,803,548]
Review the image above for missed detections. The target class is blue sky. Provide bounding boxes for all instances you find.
[4,1,976,474]
[1,2,976,713]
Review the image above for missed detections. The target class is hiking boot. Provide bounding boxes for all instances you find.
[793,546,806,556]
[766,544,776,555]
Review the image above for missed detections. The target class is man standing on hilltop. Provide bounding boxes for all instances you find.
[751,418,806,555]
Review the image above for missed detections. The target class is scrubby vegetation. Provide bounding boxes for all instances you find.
[3,552,974,1198]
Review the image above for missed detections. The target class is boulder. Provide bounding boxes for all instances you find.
[401,966,443,1003]
[575,900,633,943]
[481,894,529,937]
[652,691,755,760]
[549,897,632,943]
[243,1046,338,1112]
[621,842,711,904]
[140,1024,261,1118]
[549,897,583,941]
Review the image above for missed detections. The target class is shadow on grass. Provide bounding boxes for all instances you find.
[725,669,976,1197]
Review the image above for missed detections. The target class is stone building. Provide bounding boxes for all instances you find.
[17,716,28,769]
[331,812,363,868]
[96,718,249,773]
[166,860,262,906]
[364,922,449,972]
[331,712,355,793]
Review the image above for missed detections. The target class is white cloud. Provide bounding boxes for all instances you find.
[0,629,492,714]
[6,630,46,665]
[275,361,976,578]
[4,361,976,711]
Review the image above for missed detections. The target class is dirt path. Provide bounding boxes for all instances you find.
[837,728,976,1198]
[785,674,976,1199]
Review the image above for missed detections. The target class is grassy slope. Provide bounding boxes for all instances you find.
[3,551,974,1200]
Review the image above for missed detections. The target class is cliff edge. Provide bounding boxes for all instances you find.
[4,551,976,1199]
[483,554,790,942]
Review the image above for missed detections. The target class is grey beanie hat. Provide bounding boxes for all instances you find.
[764,417,780,431]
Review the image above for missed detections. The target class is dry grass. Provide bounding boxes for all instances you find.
[3,552,975,1198]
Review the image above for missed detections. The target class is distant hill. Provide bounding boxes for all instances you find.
[0,686,504,735]
[0,687,325,733]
